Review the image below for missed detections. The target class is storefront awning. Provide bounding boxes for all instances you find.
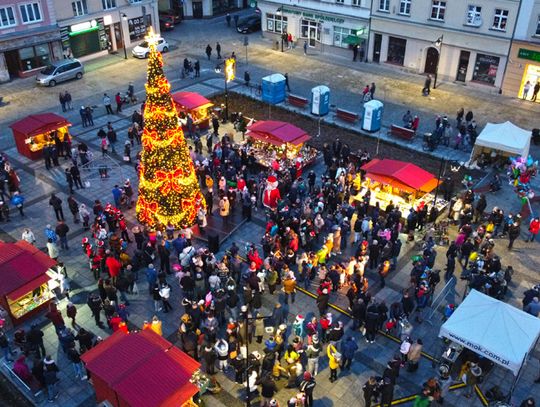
[362,159,439,193]
[9,113,71,138]
[0,241,56,297]
[171,92,214,111]
[7,274,50,301]
[343,35,362,45]
[247,120,311,146]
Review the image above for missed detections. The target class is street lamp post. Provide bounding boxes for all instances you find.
[432,158,461,217]
[241,306,271,407]
[118,12,128,60]
[433,35,443,89]
[277,6,284,52]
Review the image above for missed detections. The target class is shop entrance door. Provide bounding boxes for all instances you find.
[192,1,203,18]
[424,47,439,74]
[373,33,381,63]
[114,23,123,49]
[4,50,21,78]
[309,27,317,47]
[456,50,470,82]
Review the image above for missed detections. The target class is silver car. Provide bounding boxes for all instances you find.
[36,59,84,87]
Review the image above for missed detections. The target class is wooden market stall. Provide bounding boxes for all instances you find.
[9,113,71,160]
[359,159,441,214]
[81,330,201,407]
[172,91,214,131]
[245,120,318,170]
[0,241,57,326]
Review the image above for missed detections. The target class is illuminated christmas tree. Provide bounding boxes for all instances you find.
[136,29,205,228]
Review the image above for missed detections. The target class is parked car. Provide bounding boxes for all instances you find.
[159,15,175,31]
[159,9,181,24]
[236,15,261,34]
[132,38,170,58]
[36,59,84,87]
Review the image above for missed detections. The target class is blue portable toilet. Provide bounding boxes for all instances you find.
[311,85,330,116]
[262,74,286,104]
[362,99,384,132]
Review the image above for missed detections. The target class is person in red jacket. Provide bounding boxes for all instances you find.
[45,303,65,335]
[109,313,122,332]
[528,217,540,242]
[105,253,121,284]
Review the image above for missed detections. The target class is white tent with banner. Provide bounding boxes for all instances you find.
[470,121,531,162]
[439,289,540,396]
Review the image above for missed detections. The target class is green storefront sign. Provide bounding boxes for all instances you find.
[518,48,540,63]
[281,7,345,24]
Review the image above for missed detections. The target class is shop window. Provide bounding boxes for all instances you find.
[19,2,42,24]
[0,6,16,28]
[352,0,362,6]
[72,0,88,17]
[301,19,320,41]
[379,0,390,12]
[387,36,406,65]
[19,44,50,71]
[431,1,446,21]
[334,26,352,48]
[266,13,287,34]
[492,8,508,31]
[466,5,482,26]
[102,0,116,10]
[472,53,499,85]
[399,0,411,16]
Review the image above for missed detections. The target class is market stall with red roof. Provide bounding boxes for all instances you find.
[172,91,214,130]
[358,158,441,213]
[81,330,201,407]
[9,113,71,160]
[0,241,57,326]
[245,120,318,171]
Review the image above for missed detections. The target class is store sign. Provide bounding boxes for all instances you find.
[518,48,540,63]
[129,16,147,40]
[282,7,345,24]
[70,20,98,34]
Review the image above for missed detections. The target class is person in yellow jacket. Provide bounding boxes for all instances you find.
[219,195,230,225]
[150,315,162,336]
[327,342,340,382]
[282,275,297,304]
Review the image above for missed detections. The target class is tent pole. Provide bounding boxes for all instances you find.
[508,355,526,403]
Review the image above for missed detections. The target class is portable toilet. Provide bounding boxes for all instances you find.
[262,74,286,104]
[362,99,384,132]
[311,85,330,116]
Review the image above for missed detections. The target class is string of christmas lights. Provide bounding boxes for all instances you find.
[136,29,205,228]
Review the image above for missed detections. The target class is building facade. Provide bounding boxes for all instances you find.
[0,0,63,82]
[501,0,540,101]
[257,0,370,57]
[52,0,160,60]
[182,0,245,19]
[368,0,519,89]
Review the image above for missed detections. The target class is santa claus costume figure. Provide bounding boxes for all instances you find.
[263,175,281,210]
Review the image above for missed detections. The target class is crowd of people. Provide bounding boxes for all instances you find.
[1,98,538,407]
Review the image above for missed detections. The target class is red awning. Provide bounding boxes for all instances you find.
[247,120,311,146]
[361,159,438,193]
[7,274,50,301]
[9,113,71,137]
[171,92,213,111]
[0,241,56,297]
[82,330,200,407]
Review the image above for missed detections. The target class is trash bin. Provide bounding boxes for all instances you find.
[362,99,384,132]
[311,85,330,116]
[262,73,286,104]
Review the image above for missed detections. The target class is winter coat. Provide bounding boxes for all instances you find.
[407,343,423,363]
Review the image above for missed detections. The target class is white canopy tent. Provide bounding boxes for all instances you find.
[470,121,531,161]
[439,290,540,376]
